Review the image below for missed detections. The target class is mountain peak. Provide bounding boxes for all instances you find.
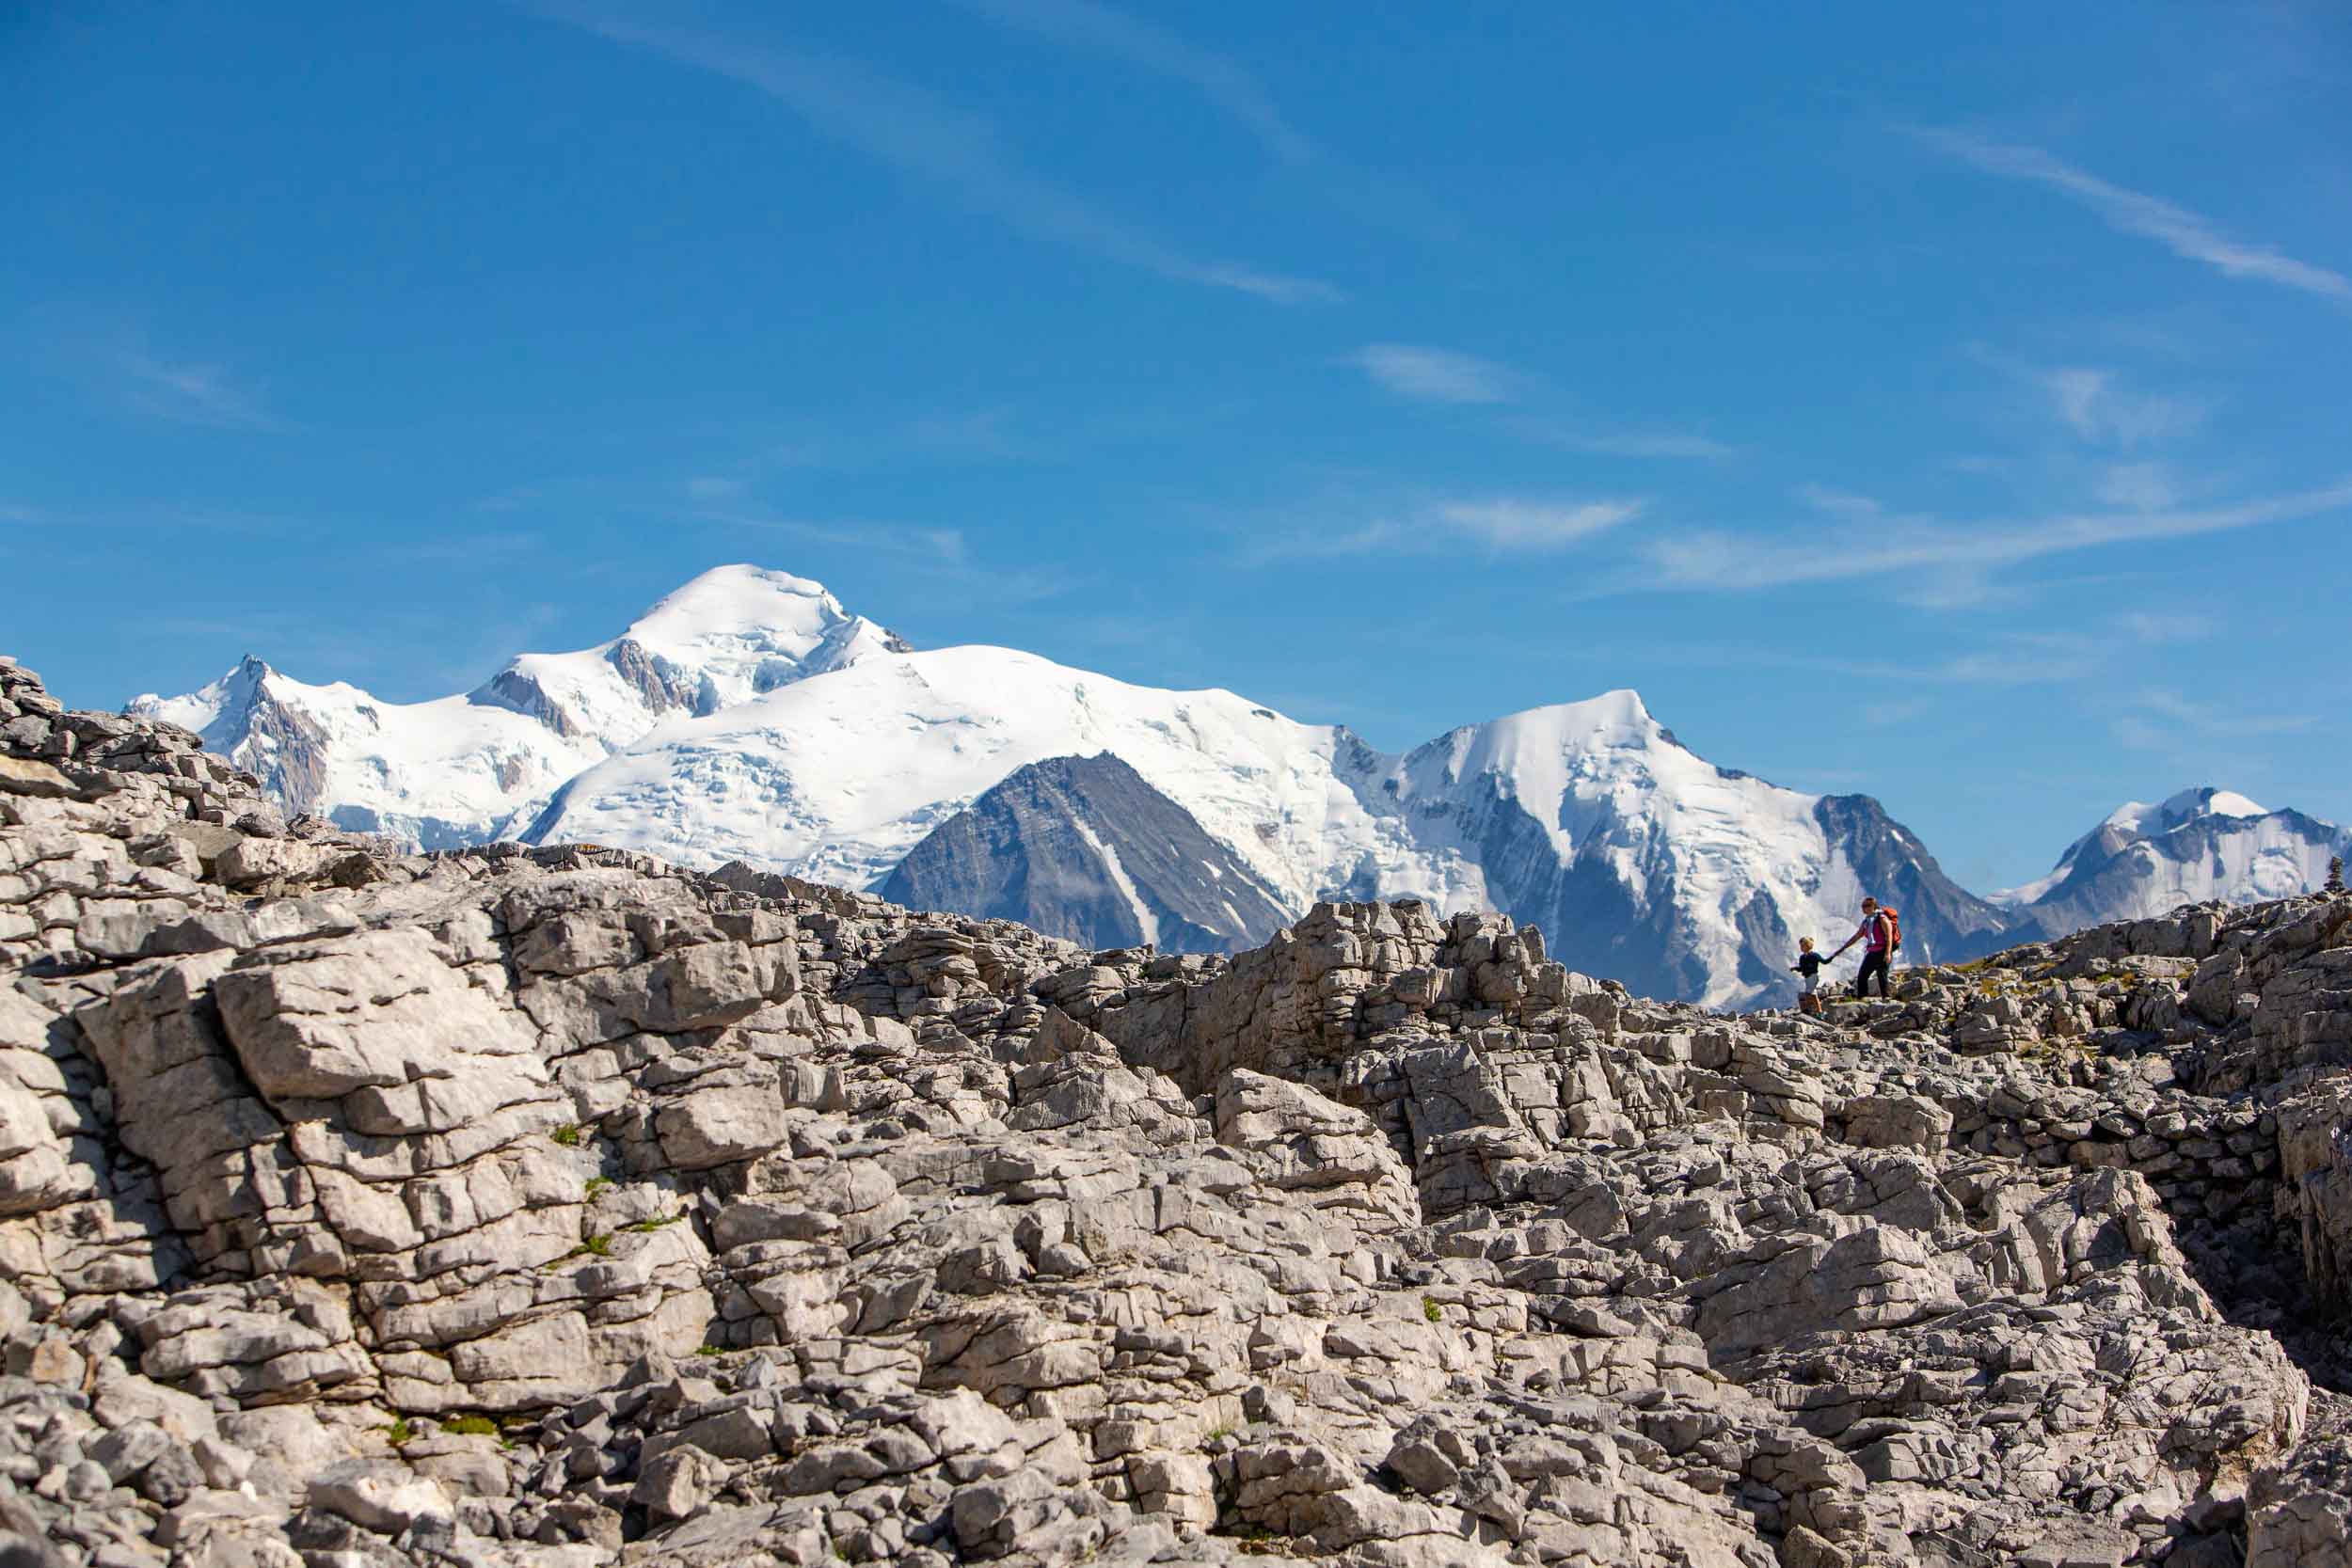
[2105,787,2269,838]
[628,564,847,643]
[615,563,911,676]
[128,653,283,739]
[1511,688,1654,730]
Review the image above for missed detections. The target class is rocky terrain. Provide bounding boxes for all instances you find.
[6,649,2351,1567]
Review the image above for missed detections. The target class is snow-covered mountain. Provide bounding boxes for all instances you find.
[129,567,904,847]
[522,641,1447,902]
[1324,700,2010,1002]
[514,630,1995,1004]
[1995,787,2349,939]
[133,563,2345,1006]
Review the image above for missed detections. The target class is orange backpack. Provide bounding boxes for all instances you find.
[1881,906,1901,952]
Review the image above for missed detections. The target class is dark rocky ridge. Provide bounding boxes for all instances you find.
[2,652,2349,1567]
[881,754,1293,955]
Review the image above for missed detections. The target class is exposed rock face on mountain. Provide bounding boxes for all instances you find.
[1809,793,2016,956]
[11,653,2352,1566]
[2000,789,2352,942]
[879,754,1292,954]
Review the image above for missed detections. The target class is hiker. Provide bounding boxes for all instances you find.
[1790,937,1829,1014]
[1828,896,1899,999]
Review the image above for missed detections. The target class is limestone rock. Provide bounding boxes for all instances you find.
[0,656,2344,1568]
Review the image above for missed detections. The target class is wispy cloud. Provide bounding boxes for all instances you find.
[1240,519,1403,563]
[1794,483,1886,522]
[1915,127,2352,306]
[1788,484,2017,609]
[528,2,1336,304]
[1436,499,1642,548]
[2113,689,2315,749]
[1537,429,1741,461]
[2112,608,2216,643]
[1345,346,1740,457]
[948,0,1311,164]
[947,0,1461,243]
[2094,462,2183,512]
[118,350,280,430]
[2040,367,2208,446]
[1642,478,2352,594]
[30,308,289,433]
[1971,345,2210,449]
[1345,343,1515,404]
[1645,633,2101,686]
[2136,689,2314,735]
[1241,493,1641,563]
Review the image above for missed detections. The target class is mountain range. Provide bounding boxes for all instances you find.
[131,564,2349,1006]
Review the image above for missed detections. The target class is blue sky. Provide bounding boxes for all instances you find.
[6,0,2349,891]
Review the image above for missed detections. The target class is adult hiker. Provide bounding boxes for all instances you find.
[1829,896,1900,999]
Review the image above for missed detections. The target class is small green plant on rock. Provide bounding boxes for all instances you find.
[381,1418,417,1446]
[623,1212,685,1233]
[551,1125,582,1148]
[1422,1295,1443,1323]
[441,1414,499,1436]
[550,1232,612,1266]
[583,1176,612,1198]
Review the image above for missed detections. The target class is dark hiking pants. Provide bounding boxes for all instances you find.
[1855,950,1891,998]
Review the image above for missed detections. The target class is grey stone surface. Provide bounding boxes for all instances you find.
[0,654,2346,1566]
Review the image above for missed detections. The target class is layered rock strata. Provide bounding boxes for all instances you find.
[1,652,2347,1567]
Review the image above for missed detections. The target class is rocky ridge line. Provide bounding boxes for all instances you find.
[1,651,2349,1567]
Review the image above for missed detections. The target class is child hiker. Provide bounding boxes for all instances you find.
[1791,937,1829,1015]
